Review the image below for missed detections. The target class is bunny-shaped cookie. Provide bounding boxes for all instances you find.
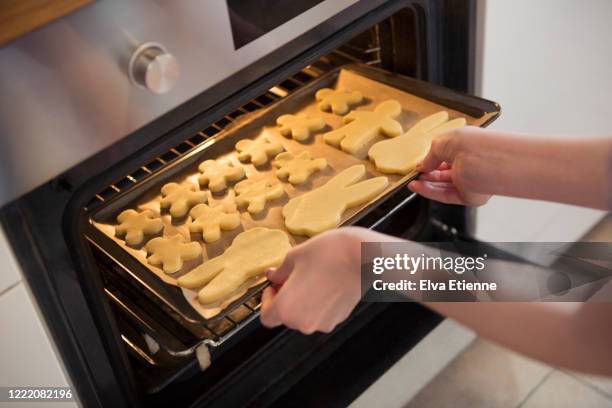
[368,111,466,175]
[178,228,291,304]
[315,88,363,115]
[323,100,403,155]
[282,164,388,237]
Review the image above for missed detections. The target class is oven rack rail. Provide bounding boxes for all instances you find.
[103,266,265,356]
[85,66,322,210]
[84,48,382,211]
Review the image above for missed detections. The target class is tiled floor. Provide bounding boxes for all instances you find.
[405,339,552,408]
[404,338,612,408]
[354,214,612,407]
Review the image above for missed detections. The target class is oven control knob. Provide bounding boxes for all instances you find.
[128,42,179,94]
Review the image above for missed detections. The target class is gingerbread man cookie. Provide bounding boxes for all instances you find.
[115,209,163,246]
[189,203,241,243]
[323,100,403,155]
[234,178,285,214]
[315,88,363,115]
[178,228,292,304]
[272,151,328,185]
[369,111,466,175]
[235,136,284,166]
[160,182,208,218]
[282,164,388,237]
[198,159,245,193]
[145,234,201,274]
[276,114,325,142]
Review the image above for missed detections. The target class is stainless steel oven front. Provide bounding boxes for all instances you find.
[0,1,479,407]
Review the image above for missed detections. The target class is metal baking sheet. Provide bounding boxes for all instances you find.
[86,63,500,328]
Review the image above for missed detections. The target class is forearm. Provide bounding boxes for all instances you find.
[350,227,612,376]
[428,302,612,376]
[458,128,612,209]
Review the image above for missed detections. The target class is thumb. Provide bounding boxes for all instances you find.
[266,254,295,286]
[416,136,456,173]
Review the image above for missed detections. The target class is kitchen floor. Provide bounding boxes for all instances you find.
[352,214,612,408]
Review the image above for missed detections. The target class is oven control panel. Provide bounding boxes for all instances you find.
[128,42,179,94]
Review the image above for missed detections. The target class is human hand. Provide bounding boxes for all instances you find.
[260,228,364,334]
[407,126,492,206]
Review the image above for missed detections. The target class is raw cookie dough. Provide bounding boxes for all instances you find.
[276,114,325,142]
[282,164,388,237]
[368,111,466,175]
[178,227,291,304]
[160,182,208,218]
[198,160,245,193]
[315,88,363,115]
[189,203,241,243]
[115,209,163,246]
[235,136,284,166]
[323,100,403,155]
[145,234,201,274]
[272,151,328,185]
[234,178,285,214]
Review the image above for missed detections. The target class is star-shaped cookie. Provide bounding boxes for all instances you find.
[189,203,241,243]
[235,136,284,166]
[160,182,208,218]
[235,178,285,214]
[145,234,202,274]
[115,209,163,246]
[198,159,245,193]
[276,114,325,142]
[272,151,328,185]
[315,88,363,115]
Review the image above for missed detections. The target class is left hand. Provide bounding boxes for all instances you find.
[260,228,364,334]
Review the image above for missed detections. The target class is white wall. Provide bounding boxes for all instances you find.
[474,0,611,242]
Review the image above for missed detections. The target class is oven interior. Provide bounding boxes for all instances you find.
[72,5,451,407]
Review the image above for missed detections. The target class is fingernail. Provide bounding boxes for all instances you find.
[415,162,423,170]
[266,267,276,278]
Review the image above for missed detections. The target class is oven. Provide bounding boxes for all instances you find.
[0,1,494,406]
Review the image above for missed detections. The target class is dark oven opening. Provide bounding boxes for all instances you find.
[78,7,437,406]
[0,2,478,407]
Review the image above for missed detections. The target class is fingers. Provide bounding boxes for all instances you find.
[407,180,467,205]
[416,136,456,173]
[266,254,295,286]
[438,162,451,171]
[260,286,282,328]
[418,169,453,182]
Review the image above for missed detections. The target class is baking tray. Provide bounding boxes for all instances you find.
[85,63,500,331]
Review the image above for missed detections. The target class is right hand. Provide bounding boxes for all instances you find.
[408,126,492,206]
[260,228,364,334]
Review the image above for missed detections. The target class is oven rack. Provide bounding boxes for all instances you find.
[98,251,264,355]
[86,63,338,210]
[109,283,263,353]
[84,54,381,211]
